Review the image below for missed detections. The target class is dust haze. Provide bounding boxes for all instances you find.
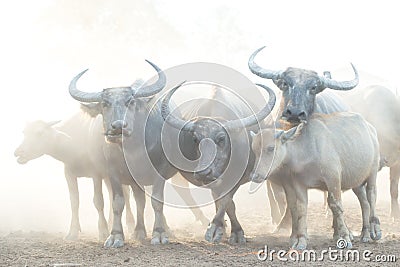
[0,0,398,245]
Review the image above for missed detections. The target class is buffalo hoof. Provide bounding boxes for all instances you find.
[131,228,146,241]
[290,236,307,250]
[349,230,354,242]
[104,234,124,248]
[360,227,371,243]
[289,234,297,248]
[151,230,169,245]
[334,226,354,242]
[340,240,353,249]
[228,230,246,244]
[205,223,225,243]
[370,217,382,240]
[64,231,79,241]
[341,229,354,242]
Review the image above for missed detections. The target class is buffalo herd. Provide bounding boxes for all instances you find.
[15,47,400,250]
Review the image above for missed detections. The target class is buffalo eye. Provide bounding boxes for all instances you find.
[216,134,226,145]
[266,145,275,153]
[102,100,111,107]
[192,135,200,144]
[280,80,289,91]
[310,85,318,94]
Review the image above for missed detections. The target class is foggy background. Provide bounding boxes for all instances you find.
[0,0,398,236]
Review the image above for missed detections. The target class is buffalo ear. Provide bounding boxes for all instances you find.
[314,71,331,94]
[281,123,305,143]
[80,103,101,117]
[274,130,284,140]
[323,71,332,79]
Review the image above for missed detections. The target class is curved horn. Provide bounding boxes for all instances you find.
[320,63,359,90]
[248,46,282,80]
[224,83,276,130]
[69,69,102,102]
[134,60,166,98]
[161,81,194,131]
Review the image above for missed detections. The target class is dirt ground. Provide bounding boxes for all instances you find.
[1,198,399,267]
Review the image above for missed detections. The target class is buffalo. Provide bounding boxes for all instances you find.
[14,113,135,241]
[161,82,276,243]
[251,112,382,249]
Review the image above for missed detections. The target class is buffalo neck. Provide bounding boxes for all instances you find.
[45,130,77,164]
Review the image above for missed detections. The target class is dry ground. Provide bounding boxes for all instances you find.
[1,199,399,267]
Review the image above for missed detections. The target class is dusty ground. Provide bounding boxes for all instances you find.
[1,199,399,267]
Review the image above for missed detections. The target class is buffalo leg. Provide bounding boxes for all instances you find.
[151,179,169,245]
[267,181,282,225]
[278,181,297,246]
[226,199,246,244]
[205,190,234,243]
[92,177,109,241]
[130,182,146,241]
[323,191,330,217]
[327,192,352,248]
[366,171,382,240]
[272,183,286,220]
[390,164,400,219]
[269,182,287,227]
[64,170,81,240]
[292,181,308,250]
[122,185,135,235]
[104,177,114,230]
[104,175,125,248]
[274,206,292,233]
[352,185,371,242]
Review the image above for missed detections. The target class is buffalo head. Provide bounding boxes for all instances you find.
[248,46,358,125]
[250,123,304,183]
[69,60,166,143]
[14,120,61,164]
[161,82,276,184]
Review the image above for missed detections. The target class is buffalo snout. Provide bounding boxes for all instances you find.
[282,107,307,122]
[111,120,127,130]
